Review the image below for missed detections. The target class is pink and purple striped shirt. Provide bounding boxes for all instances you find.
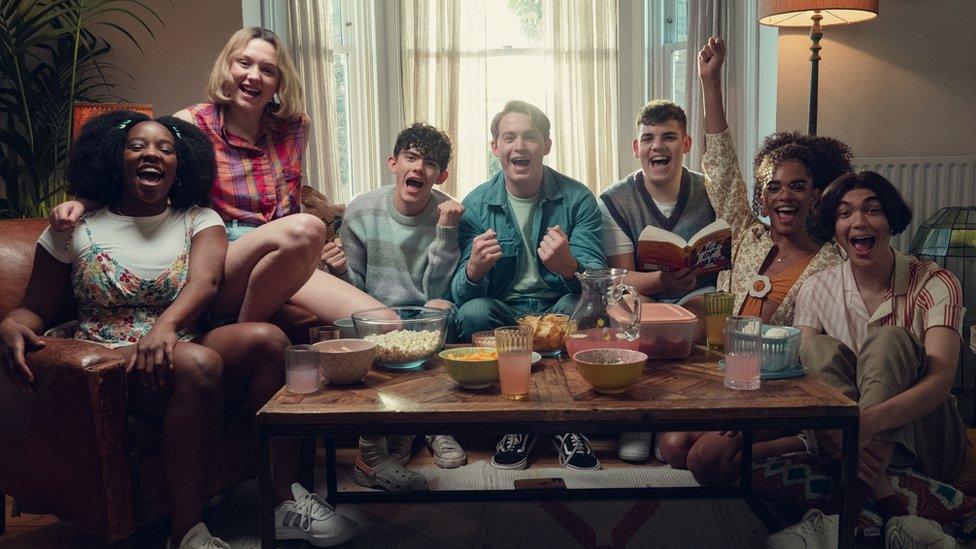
[187,103,308,225]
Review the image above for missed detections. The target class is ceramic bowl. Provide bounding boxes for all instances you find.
[312,339,376,385]
[572,348,647,394]
[471,330,497,348]
[439,347,499,389]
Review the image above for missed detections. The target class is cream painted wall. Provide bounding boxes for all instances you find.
[775,0,976,157]
[100,0,243,116]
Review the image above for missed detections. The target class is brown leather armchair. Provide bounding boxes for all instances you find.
[0,218,315,542]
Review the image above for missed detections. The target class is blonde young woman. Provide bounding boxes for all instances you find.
[51,27,385,327]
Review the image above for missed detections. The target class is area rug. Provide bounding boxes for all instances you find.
[0,464,770,548]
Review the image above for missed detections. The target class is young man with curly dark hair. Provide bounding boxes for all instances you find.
[319,122,466,491]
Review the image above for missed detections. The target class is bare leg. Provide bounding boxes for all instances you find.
[211,214,326,322]
[656,431,705,468]
[289,269,386,323]
[686,430,800,485]
[196,323,300,503]
[124,342,224,544]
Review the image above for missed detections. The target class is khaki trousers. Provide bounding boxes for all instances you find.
[800,325,967,482]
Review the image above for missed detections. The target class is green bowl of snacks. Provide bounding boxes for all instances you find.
[439,347,499,389]
[572,348,647,394]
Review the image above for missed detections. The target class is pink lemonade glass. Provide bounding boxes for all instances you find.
[494,325,533,400]
[724,316,762,391]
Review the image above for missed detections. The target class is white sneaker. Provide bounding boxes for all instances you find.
[426,434,467,468]
[885,515,960,548]
[618,432,653,462]
[275,482,358,547]
[765,509,838,549]
[168,522,230,549]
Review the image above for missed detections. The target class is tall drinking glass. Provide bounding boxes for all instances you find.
[703,291,736,350]
[494,326,533,400]
[724,316,762,391]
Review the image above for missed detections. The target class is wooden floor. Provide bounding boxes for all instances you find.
[0,433,659,546]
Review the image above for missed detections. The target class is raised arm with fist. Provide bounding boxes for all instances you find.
[538,225,578,280]
[466,228,502,282]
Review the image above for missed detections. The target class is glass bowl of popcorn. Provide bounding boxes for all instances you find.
[351,306,449,371]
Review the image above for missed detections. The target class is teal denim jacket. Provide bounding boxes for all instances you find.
[451,166,606,304]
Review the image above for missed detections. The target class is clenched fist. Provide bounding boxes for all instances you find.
[437,199,464,227]
[538,225,578,280]
[320,237,348,275]
[465,228,502,282]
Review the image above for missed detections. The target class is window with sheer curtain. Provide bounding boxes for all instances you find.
[275,0,766,204]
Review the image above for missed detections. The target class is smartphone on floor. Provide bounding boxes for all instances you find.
[514,477,567,490]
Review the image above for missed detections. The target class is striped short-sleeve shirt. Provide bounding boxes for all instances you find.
[794,249,966,354]
[187,103,308,224]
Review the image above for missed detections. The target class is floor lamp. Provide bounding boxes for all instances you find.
[758,1,878,135]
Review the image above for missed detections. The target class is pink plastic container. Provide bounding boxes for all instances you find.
[638,303,697,360]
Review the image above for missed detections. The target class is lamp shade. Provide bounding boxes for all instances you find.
[758,0,878,27]
[909,207,976,259]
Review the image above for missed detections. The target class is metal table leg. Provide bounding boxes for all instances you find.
[839,418,860,549]
[325,437,338,505]
[259,431,275,549]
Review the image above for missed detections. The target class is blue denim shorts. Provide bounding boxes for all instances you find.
[224,220,260,242]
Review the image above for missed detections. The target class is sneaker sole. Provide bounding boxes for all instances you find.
[353,467,426,491]
[562,461,602,471]
[618,451,651,462]
[432,454,468,468]
[490,457,529,470]
[277,527,357,548]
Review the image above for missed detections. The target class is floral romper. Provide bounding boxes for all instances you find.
[68,214,199,348]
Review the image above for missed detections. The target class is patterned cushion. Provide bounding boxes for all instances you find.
[753,453,976,541]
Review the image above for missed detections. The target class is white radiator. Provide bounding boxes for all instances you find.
[850,156,976,252]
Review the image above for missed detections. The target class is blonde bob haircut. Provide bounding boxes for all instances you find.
[205,27,305,121]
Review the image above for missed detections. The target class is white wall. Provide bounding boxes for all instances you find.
[775,0,976,157]
[99,0,244,116]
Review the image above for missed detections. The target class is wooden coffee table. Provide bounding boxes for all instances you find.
[257,347,859,548]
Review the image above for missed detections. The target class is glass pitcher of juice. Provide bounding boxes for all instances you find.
[565,268,642,357]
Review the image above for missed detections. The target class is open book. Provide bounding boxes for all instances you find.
[635,219,732,274]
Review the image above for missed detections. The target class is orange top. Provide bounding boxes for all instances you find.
[739,254,816,317]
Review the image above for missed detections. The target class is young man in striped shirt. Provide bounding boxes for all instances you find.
[769,171,967,548]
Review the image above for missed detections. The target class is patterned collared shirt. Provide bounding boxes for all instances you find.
[186,103,308,224]
[701,129,843,326]
[794,250,966,353]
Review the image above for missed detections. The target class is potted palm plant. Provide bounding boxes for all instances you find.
[0,0,161,218]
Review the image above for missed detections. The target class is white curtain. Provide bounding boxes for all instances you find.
[399,0,461,197]
[287,0,342,200]
[684,0,739,173]
[550,0,619,193]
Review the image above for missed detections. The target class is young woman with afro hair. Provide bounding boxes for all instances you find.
[0,111,355,548]
[653,37,854,488]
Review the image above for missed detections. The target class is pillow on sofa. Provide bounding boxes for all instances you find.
[753,453,976,540]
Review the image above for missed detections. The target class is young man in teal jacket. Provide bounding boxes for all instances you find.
[452,100,606,471]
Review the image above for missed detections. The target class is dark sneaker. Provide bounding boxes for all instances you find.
[554,433,601,470]
[491,434,536,469]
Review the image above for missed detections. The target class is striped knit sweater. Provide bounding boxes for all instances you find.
[339,185,459,306]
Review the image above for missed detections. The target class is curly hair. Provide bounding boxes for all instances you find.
[635,100,687,133]
[66,110,215,209]
[751,131,853,218]
[813,171,913,242]
[393,123,453,170]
